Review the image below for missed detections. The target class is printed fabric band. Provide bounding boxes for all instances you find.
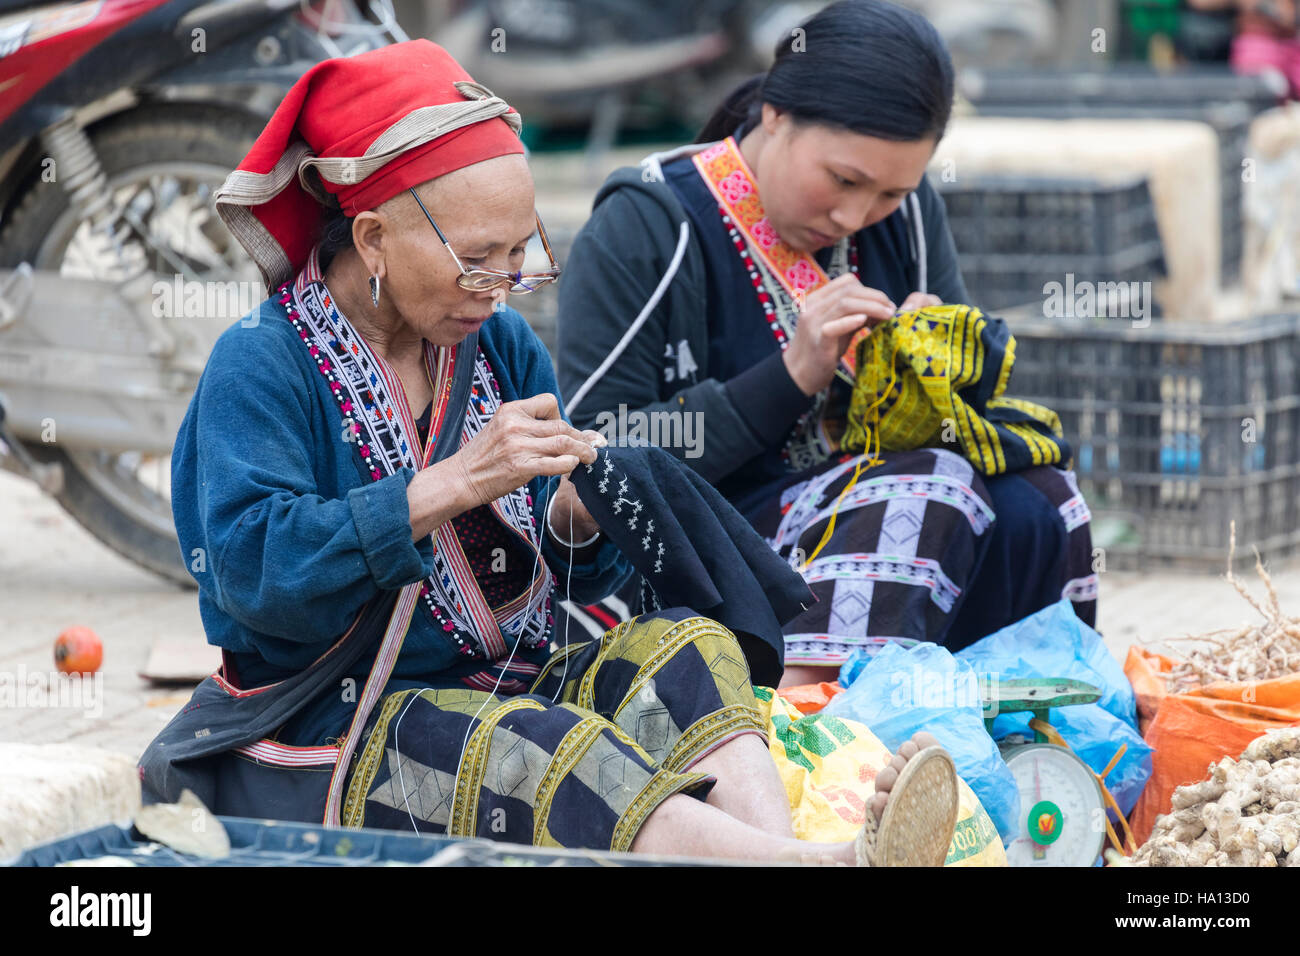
[692,135,866,379]
[284,248,553,662]
[339,609,766,850]
[278,249,552,820]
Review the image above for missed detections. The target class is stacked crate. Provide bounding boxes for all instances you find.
[1009,314,1300,568]
[939,175,1166,314]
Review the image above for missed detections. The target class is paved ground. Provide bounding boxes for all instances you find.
[3,465,1298,764]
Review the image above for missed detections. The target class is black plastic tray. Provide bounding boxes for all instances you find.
[10,816,714,866]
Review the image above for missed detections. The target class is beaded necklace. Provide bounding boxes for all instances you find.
[718,209,860,350]
[280,266,552,669]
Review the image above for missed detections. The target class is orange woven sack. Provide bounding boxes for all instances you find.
[777,682,843,715]
[1124,646,1300,844]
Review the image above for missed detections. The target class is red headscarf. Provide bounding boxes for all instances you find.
[215,39,525,290]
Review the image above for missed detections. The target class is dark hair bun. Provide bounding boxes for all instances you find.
[697,0,954,145]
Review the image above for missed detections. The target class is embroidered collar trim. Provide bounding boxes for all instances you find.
[282,248,552,662]
[692,136,869,381]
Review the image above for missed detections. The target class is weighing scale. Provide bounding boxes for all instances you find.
[982,678,1110,867]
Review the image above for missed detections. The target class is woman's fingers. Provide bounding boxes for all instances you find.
[854,301,898,324]
[535,433,600,465]
[833,293,897,320]
[510,413,604,458]
[455,395,609,505]
[822,313,871,340]
[522,416,585,439]
[805,291,895,337]
[532,454,583,477]
[819,300,892,339]
[811,278,895,313]
[820,272,877,297]
[899,291,942,312]
[849,287,896,312]
[512,392,563,420]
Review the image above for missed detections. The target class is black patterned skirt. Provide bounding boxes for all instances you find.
[746,448,1098,667]
[341,607,766,852]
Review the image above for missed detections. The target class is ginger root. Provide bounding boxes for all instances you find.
[1154,526,1300,693]
[1134,726,1300,867]
[1244,726,1300,763]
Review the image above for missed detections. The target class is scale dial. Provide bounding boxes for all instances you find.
[1002,744,1106,867]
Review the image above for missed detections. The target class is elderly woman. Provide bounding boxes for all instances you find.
[141,40,958,866]
[556,0,1097,686]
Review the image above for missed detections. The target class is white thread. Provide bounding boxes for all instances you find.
[546,490,600,547]
[565,221,690,415]
[393,476,589,832]
[393,482,549,834]
[450,503,546,801]
[550,489,578,704]
[390,690,425,834]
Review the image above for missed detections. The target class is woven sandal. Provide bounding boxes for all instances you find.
[855,745,960,867]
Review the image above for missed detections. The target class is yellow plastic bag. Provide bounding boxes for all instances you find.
[754,686,1006,867]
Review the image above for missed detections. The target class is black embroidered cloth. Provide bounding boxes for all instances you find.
[570,443,814,686]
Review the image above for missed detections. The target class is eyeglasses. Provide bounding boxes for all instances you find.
[407,187,561,294]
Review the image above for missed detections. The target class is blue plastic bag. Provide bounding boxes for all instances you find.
[826,641,1021,842]
[955,599,1153,816]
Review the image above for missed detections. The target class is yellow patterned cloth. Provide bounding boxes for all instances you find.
[842,304,1069,476]
[754,687,1007,867]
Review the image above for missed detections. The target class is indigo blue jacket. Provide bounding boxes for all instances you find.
[171,296,631,696]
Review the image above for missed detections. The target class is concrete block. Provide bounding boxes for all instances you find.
[0,743,140,861]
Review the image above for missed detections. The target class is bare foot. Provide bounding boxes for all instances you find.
[783,731,953,867]
[868,731,943,823]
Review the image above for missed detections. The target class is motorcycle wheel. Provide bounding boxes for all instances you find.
[0,103,267,587]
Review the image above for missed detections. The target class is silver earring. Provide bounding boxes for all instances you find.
[369,274,381,307]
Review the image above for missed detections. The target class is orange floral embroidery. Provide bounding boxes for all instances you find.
[692,136,834,303]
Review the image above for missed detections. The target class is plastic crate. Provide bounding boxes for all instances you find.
[957,67,1282,282]
[1007,313,1300,569]
[10,817,462,867]
[957,66,1281,114]
[938,176,1167,314]
[8,816,715,867]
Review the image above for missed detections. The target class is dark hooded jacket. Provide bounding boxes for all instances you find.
[555,143,969,512]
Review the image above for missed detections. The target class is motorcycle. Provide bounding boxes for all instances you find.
[428,0,1060,142]
[0,0,401,585]
[430,0,827,148]
[0,0,1060,590]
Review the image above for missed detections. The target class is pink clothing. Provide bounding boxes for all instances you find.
[1232,30,1300,99]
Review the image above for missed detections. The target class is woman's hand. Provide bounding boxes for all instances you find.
[783,274,896,396]
[898,291,942,312]
[546,475,601,547]
[450,393,602,508]
[410,393,602,541]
